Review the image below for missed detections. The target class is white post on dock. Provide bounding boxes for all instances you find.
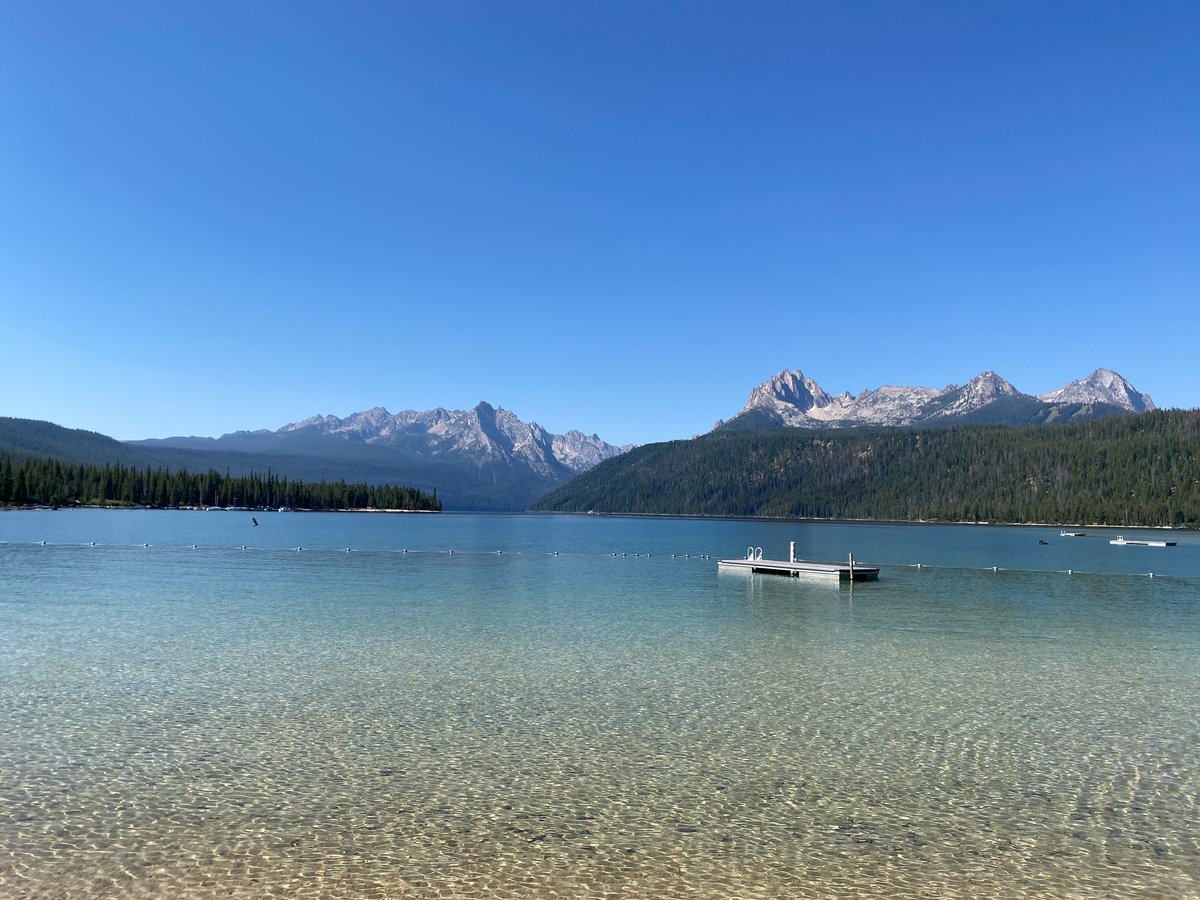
[789,541,796,563]
[848,552,855,581]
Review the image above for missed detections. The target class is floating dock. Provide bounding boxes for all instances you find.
[1110,536,1176,547]
[718,544,879,581]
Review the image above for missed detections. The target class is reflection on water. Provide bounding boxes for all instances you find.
[1,512,1199,897]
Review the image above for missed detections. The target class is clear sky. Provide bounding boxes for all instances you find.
[2,1,1196,446]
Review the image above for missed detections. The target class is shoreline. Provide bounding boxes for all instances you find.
[0,504,440,514]
[3,504,1188,530]
[522,509,1192,531]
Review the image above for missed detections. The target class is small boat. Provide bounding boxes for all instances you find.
[1060,530,1086,537]
[1109,536,1176,547]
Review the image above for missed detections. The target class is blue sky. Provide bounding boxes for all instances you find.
[2,1,1196,445]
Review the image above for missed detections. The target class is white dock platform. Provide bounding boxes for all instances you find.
[718,545,879,581]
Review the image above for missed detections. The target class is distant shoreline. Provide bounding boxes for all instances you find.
[522,509,1190,531]
[1,504,439,514]
[3,505,1189,530]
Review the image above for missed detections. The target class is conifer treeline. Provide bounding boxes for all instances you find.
[532,409,1200,527]
[0,456,441,512]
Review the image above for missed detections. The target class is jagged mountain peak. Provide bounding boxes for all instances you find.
[966,371,1019,394]
[344,406,396,428]
[272,402,631,484]
[724,367,1154,431]
[745,369,834,412]
[553,430,637,474]
[279,413,343,433]
[1038,369,1155,412]
[737,370,836,427]
[939,371,1020,398]
[924,371,1023,421]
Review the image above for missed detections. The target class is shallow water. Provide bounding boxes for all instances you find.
[2,510,1199,897]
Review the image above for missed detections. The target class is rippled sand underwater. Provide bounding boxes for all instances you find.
[2,521,1199,897]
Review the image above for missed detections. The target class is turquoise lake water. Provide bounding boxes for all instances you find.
[2,509,1199,897]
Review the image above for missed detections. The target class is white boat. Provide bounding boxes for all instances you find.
[1060,531,1086,537]
[1109,536,1176,547]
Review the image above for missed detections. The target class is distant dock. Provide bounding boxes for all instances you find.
[718,544,879,581]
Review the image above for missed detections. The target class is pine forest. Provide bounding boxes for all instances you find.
[532,410,1200,528]
[0,457,441,512]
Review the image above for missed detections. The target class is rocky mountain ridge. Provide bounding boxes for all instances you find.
[132,401,633,511]
[716,368,1154,431]
[1036,369,1155,412]
[273,401,631,476]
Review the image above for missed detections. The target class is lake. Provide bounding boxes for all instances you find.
[2,509,1199,897]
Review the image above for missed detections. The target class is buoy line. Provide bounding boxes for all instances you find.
[1,541,714,560]
[2,541,1194,580]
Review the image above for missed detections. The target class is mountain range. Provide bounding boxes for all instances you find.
[0,402,630,512]
[129,401,632,511]
[715,368,1154,431]
[0,367,1163,512]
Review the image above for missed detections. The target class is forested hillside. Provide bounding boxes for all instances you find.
[0,417,159,466]
[531,410,1200,527]
[0,457,441,512]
